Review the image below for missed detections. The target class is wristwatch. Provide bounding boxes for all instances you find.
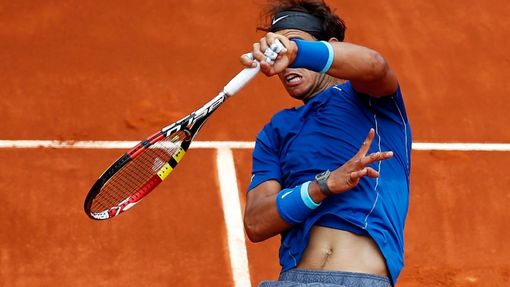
[315,170,333,197]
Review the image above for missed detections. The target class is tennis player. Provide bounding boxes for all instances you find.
[241,1,411,286]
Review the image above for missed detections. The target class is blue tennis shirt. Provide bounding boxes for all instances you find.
[248,81,411,285]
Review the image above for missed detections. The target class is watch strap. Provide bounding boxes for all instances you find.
[316,170,333,197]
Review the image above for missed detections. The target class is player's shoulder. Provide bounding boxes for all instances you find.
[269,106,300,126]
[257,106,300,146]
[333,81,357,96]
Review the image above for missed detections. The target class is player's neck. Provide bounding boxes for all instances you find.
[302,75,340,103]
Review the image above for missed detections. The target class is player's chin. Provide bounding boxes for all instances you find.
[285,85,309,100]
[279,75,309,100]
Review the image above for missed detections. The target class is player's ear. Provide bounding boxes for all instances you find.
[328,37,339,43]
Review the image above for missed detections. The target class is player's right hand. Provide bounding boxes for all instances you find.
[240,33,297,77]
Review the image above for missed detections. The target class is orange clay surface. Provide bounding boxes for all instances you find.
[1,1,510,286]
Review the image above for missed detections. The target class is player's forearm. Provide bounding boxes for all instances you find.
[327,42,387,81]
[286,39,398,97]
[327,42,398,97]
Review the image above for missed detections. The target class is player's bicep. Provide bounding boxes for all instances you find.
[246,179,281,218]
[248,178,281,196]
[245,179,288,242]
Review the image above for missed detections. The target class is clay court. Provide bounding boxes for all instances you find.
[1,1,510,286]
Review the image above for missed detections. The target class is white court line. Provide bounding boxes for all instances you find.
[216,148,251,287]
[412,143,510,151]
[0,140,255,149]
[1,140,510,151]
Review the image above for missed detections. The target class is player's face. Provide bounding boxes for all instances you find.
[276,29,325,102]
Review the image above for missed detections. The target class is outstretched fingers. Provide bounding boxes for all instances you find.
[355,128,375,159]
[330,129,395,193]
[360,151,394,166]
[352,129,394,168]
[349,167,379,182]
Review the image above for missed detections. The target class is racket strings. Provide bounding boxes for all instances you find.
[91,133,186,212]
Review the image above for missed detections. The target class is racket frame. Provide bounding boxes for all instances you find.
[84,39,285,220]
[84,91,229,220]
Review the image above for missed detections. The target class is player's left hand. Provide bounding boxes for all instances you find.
[328,129,394,194]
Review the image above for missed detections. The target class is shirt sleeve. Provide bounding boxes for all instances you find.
[248,125,282,191]
[341,81,409,122]
[391,84,409,122]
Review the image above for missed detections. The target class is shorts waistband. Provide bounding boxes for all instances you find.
[278,268,392,287]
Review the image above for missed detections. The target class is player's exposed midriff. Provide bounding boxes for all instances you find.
[297,226,389,276]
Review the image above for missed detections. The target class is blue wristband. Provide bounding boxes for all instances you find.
[290,39,334,73]
[300,181,321,209]
[276,181,320,225]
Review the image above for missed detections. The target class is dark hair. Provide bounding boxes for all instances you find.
[258,0,346,41]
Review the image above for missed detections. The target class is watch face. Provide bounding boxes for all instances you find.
[316,170,330,180]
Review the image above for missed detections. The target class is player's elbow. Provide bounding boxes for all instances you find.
[363,51,389,82]
[244,217,267,243]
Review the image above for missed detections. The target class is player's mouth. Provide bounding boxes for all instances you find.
[284,72,303,87]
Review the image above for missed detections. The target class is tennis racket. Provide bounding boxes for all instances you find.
[84,41,285,220]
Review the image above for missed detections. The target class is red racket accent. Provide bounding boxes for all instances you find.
[106,174,163,218]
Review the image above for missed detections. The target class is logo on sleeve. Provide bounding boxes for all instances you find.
[281,190,293,199]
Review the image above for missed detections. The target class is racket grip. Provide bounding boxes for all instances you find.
[223,39,285,96]
[223,63,261,96]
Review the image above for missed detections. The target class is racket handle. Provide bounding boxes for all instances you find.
[223,63,261,96]
[223,39,285,96]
